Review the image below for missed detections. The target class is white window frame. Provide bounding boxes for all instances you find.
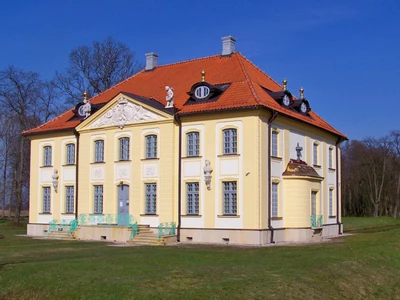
[328,147,334,169]
[187,132,200,157]
[94,140,104,163]
[223,181,237,215]
[43,186,51,213]
[146,135,157,159]
[329,188,334,216]
[186,182,199,215]
[271,129,279,157]
[66,143,75,165]
[94,185,103,214]
[223,128,237,155]
[272,182,278,217]
[65,186,74,213]
[145,183,157,214]
[313,142,319,166]
[44,146,52,166]
[119,137,130,161]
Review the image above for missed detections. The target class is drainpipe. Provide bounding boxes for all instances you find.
[73,129,80,220]
[336,136,346,235]
[174,115,182,242]
[267,110,278,243]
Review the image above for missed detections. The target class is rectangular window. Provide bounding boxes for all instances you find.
[329,189,333,216]
[43,187,51,213]
[66,144,75,165]
[94,140,104,163]
[272,183,278,217]
[145,183,157,214]
[94,185,103,214]
[313,143,318,165]
[223,181,237,215]
[66,186,74,213]
[311,191,317,215]
[186,182,199,215]
[146,135,157,158]
[271,131,278,157]
[119,137,130,161]
[44,146,52,166]
[223,129,237,154]
[187,132,200,157]
[329,147,333,168]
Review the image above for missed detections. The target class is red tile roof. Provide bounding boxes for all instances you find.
[23,52,346,138]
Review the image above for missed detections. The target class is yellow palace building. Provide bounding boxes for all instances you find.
[23,36,346,245]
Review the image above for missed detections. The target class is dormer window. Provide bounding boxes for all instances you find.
[186,81,230,105]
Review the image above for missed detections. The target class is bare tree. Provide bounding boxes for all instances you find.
[0,66,59,222]
[55,37,143,106]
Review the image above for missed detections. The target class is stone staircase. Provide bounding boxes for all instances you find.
[129,224,167,246]
[43,228,76,240]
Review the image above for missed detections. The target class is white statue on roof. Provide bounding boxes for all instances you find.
[82,91,91,119]
[165,86,174,108]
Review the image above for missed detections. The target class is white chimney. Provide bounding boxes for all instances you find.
[221,36,236,56]
[145,52,158,71]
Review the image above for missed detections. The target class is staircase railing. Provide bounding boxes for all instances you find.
[157,222,176,240]
[310,215,323,229]
[77,213,138,239]
[47,219,77,235]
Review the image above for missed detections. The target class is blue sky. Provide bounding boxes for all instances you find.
[0,0,398,140]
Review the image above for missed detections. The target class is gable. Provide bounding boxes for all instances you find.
[78,95,170,131]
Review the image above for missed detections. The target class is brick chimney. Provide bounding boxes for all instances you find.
[221,36,236,56]
[145,52,158,71]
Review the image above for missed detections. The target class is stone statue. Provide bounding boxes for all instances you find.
[203,160,213,191]
[296,143,303,160]
[52,168,59,192]
[165,86,174,108]
[82,97,92,119]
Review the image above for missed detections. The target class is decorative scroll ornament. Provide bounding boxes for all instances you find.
[52,168,59,192]
[165,86,174,108]
[89,97,162,129]
[203,160,213,191]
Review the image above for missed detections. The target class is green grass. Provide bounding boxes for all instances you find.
[343,216,400,232]
[1,218,400,300]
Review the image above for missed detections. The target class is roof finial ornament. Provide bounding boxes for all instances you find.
[296,142,303,161]
[83,91,88,102]
[201,69,205,82]
[165,86,174,108]
[283,78,287,90]
[300,87,304,99]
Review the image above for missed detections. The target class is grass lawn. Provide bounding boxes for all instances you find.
[1,218,400,300]
[343,216,400,232]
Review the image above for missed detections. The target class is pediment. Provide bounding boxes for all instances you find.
[88,96,164,129]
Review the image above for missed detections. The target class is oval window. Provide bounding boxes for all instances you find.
[194,86,210,99]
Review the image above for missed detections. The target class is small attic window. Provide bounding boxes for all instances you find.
[195,86,210,99]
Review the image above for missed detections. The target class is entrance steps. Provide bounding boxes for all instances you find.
[42,229,76,240]
[129,224,175,246]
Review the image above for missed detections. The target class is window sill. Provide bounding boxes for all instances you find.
[329,216,336,219]
[140,214,159,216]
[217,215,240,218]
[39,213,52,215]
[61,213,75,215]
[141,158,160,161]
[182,156,202,159]
[313,164,321,168]
[271,156,282,161]
[217,154,240,158]
[182,214,202,217]
[328,168,336,171]
[92,213,103,215]
[114,160,131,163]
[40,165,53,168]
[62,164,76,167]
[91,162,105,165]
[271,217,283,220]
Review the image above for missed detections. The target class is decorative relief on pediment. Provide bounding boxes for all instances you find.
[92,167,104,180]
[89,97,163,129]
[143,164,158,178]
